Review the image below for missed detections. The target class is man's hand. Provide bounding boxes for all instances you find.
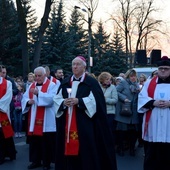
[30,87,38,95]
[28,99,35,105]
[124,99,131,102]
[153,100,170,108]
[64,98,79,107]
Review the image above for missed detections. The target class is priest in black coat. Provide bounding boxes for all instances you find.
[53,56,117,170]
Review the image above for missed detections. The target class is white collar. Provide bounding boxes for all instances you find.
[71,73,86,82]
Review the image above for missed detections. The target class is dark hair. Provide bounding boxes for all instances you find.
[55,67,63,72]
[50,70,56,77]
[0,65,6,72]
[0,64,6,69]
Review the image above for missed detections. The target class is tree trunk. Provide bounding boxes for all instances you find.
[31,0,53,70]
[16,0,29,79]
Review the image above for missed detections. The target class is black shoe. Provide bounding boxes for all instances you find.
[28,162,42,169]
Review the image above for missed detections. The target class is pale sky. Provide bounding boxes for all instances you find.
[31,0,170,56]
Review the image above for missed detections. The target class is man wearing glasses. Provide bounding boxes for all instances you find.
[138,56,170,170]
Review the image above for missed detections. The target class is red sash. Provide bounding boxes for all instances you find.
[28,79,50,136]
[143,76,157,137]
[65,78,81,155]
[0,78,14,138]
[51,76,57,84]
[65,106,79,155]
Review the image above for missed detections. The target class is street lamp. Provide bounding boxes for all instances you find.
[75,6,93,73]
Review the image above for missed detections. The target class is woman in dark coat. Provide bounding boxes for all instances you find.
[115,69,140,156]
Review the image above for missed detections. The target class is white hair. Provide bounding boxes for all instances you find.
[72,57,87,67]
[34,66,46,75]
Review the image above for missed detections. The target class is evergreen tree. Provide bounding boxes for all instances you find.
[110,28,128,75]
[0,0,21,76]
[92,20,112,75]
[111,29,124,59]
[94,20,111,57]
[67,7,86,58]
[41,0,71,74]
[22,0,38,68]
[92,21,128,76]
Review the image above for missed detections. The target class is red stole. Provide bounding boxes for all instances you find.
[51,76,57,84]
[0,78,14,138]
[143,76,157,137]
[28,79,50,136]
[65,81,80,155]
[65,106,79,155]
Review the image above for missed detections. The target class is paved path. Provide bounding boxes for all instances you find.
[0,134,144,170]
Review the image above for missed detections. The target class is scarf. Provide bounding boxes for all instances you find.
[143,76,157,137]
[126,79,140,93]
[65,73,86,155]
[0,78,14,138]
[28,79,50,136]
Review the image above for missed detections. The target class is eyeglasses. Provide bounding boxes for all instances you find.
[158,67,170,71]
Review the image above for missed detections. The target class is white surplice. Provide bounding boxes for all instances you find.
[53,80,96,143]
[21,77,59,132]
[53,80,96,119]
[138,77,170,142]
[0,77,12,127]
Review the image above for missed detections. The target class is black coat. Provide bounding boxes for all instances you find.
[55,74,117,170]
[5,76,18,115]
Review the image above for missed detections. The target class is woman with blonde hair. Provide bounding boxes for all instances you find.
[115,69,140,156]
[98,72,118,143]
[139,73,147,88]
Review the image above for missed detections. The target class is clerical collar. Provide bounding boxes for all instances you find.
[36,77,47,86]
[71,73,86,82]
[73,77,82,81]
[158,76,170,84]
[36,83,43,86]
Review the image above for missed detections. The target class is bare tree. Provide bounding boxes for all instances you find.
[134,0,162,52]
[76,0,99,73]
[111,0,166,67]
[16,0,29,78]
[16,0,54,78]
[31,0,54,70]
[111,0,138,66]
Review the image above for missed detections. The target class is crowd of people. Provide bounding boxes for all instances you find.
[1,55,170,170]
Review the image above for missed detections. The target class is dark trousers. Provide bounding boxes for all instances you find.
[107,114,117,144]
[117,129,137,151]
[29,132,56,166]
[0,128,16,161]
[13,109,23,132]
[144,141,170,170]
[138,113,144,146]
